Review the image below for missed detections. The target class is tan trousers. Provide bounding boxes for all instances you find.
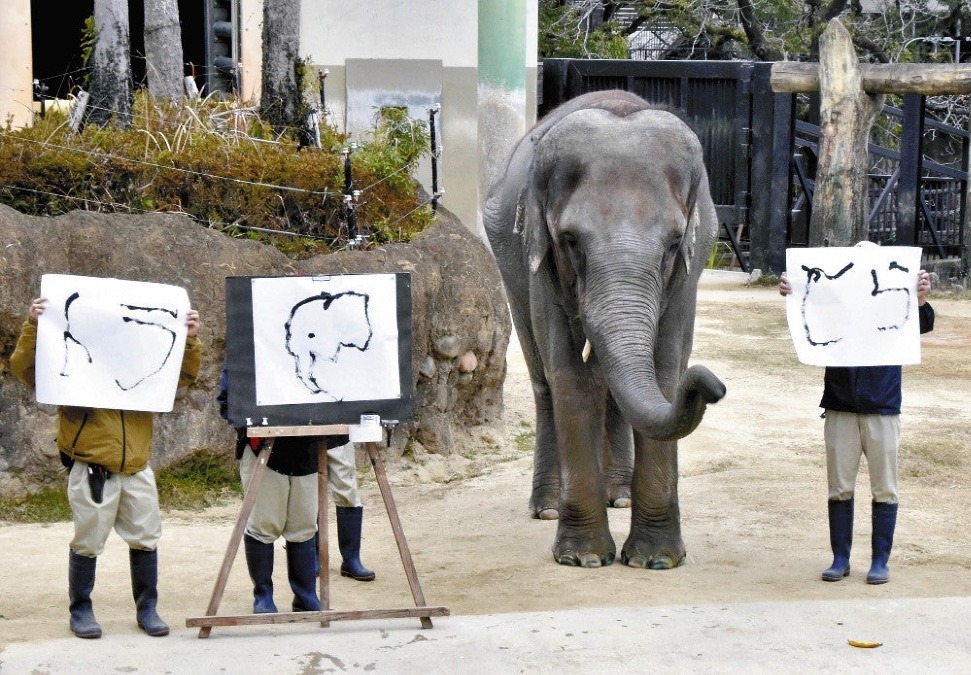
[824,410,900,504]
[68,461,162,557]
[240,442,361,545]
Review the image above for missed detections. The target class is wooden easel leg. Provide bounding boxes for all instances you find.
[196,441,274,638]
[365,441,434,629]
[316,439,330,627]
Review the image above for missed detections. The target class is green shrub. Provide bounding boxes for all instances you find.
[0,93,434,256]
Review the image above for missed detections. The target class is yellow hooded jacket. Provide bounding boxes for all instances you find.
[9,319,202,475]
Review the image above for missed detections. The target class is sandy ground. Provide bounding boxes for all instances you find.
[2,270,970,647]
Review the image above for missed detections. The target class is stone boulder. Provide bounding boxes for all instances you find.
[0,205,510,497]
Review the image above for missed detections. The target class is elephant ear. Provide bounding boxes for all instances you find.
[522,163,551,277]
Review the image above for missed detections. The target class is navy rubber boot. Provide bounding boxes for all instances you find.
[286,537,321,611]
[68,551,103,639]
[130,548,169,636]
[337,506,376,582]
[867,501,898,585]
[821,498,853,582]
[243,534,278,613]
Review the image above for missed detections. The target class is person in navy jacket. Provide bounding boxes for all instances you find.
[780,259,934,585]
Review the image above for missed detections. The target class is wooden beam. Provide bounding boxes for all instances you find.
[772,62,971,95]
[247,424,349,437]
[186,606,451,629]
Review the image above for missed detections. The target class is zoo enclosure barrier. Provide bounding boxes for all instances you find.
[541,58,970,280]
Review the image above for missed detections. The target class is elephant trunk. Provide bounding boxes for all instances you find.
[583,272,725,442]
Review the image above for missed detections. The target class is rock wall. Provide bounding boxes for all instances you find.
[0,205,510,497]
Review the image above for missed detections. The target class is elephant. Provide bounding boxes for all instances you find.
[284,291,372,399]
[483,89,727,569]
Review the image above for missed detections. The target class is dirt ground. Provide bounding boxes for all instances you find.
[2,271,970,646]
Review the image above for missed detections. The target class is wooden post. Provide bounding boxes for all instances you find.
[809,19,884,247]
[196,440,275,638]
[771,19,971,268]
[316,438,330,627]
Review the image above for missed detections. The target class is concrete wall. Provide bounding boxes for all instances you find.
[0,0,33,129]
[296,0,536,236]
[238,0,264,104]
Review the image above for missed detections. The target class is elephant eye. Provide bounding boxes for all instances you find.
[308,332,315,338]
[561,231,579,250]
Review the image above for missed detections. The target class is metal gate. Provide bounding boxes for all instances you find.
[542,58,970,278]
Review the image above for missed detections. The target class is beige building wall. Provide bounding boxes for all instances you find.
[0,0,33,129]
[300,0,482,234]
[236,1,535,235]
[238,0,264,104]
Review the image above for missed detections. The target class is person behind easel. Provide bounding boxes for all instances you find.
[217,367,375,615]
[8,296,202,639]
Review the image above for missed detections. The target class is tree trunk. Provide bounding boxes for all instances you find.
[144,0,185,101]
[809,19,883,247]
[260,0,302,134]
[85,0,134,129]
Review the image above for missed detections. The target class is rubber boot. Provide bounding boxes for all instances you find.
[337,506,376,582]
[821,498,853,582]
[243,534,278,613]
[867,501,898,585]
[129,548,170,636]
[286,537,321,611]
[68,551,102,639]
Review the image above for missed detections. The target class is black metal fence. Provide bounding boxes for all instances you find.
[541,58,970,278]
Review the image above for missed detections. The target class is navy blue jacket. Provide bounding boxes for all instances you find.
[217,366,349,476]
[820,302,935,416]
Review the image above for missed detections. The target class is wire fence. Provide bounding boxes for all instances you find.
[1,92,443,252]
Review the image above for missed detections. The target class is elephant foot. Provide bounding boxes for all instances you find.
[552,525,615,568]
[530,491,560,520]
[621,534,686,570]
[606,478,632,509]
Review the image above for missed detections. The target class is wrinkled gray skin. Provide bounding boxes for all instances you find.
[484,90,727,569]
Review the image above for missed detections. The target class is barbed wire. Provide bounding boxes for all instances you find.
[5,134,335,197]
[2,95,440,243]
[0,183,332,241]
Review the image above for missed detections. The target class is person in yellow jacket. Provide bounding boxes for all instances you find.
[9,296,202,639]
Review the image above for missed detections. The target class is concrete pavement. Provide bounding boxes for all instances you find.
[3,596,970,673]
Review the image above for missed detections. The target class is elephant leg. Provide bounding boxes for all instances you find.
[550,371,614,568]
[530,382,560,520]
[621,432,685,570]
[603,395,633,508]
[508,298,560,519]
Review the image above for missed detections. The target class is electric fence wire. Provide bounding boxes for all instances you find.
[0,184,335,241]
[0,118,437,241]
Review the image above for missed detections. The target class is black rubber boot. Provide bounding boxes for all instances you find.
[68,551,102,639]
[867,501,898,585]
[821,498,853,582]
[286,537,321,611]
[130,548,169,636]
[337,506,376,582]
[243,534,278,613]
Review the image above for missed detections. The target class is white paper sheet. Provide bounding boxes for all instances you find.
[35,274,190,411]
[784,246,923,367]
[251,275,402,406]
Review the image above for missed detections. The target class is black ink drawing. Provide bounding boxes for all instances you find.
[800,262,853,346]
[59,293,179,390]
[284,291,373,399]
[60,292,93,374]
[870,261,912,331]
[800,260,913,348]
